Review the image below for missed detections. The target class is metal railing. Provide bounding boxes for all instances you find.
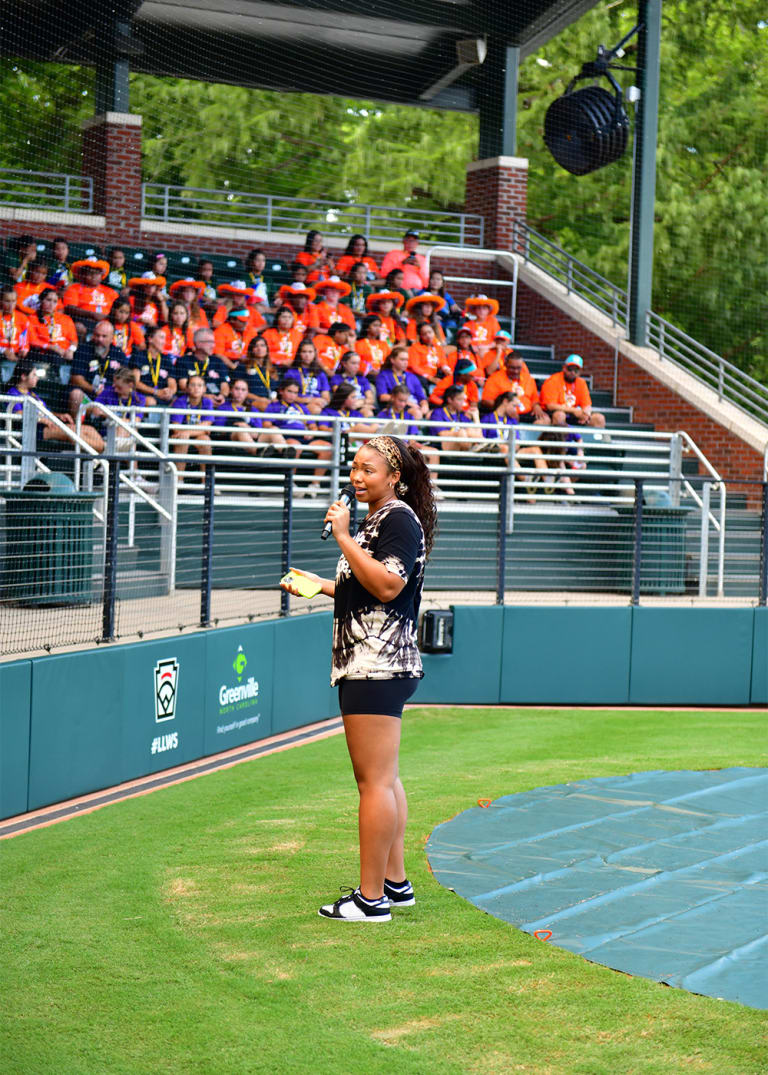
[0,168,94,214]
[141,183,484,247]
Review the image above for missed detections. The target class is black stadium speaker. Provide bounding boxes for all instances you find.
[419,609,454,654]
[544,85,629,176]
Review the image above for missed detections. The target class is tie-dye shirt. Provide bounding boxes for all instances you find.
[331,499,425,685]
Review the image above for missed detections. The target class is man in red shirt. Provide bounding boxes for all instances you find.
[380,230,429,291]
[539,354,605,428]
[62,258,118,326]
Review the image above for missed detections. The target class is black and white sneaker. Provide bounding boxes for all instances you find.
[318,887,392,922]
[383,878,415,908]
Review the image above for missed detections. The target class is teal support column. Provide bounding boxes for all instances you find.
[628,0,662,345]
[477,40,519,159]
[95,55,131,114]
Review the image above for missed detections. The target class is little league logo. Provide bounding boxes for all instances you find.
[154,658,180,722]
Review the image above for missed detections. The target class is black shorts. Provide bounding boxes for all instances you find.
[338,676,419,719]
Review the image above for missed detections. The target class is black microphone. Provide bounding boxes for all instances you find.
[321,483,356,540]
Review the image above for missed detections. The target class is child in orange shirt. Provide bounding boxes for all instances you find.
[355,314,391,376]
[313,278,356,332]
[462,295,501,355]
[261,306,304,368]
[407,322,453,386]
[365,291,405,344]
[277,283,319,336]
[404,294,446,343]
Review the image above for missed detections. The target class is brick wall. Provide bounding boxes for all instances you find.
[81,115,142,239]
[464,158,527,250]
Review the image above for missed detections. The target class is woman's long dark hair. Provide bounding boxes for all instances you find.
[343,233,368,256]
[328,383,357,411]
[380,344,408,373]
[303,229,322,253]
[291,339,322,375]
[8,354,36,388]
[385,435,437,557]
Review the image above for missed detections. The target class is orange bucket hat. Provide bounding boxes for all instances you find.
[169,277,206,296]
[72,256,110,280]
[465,293,499,317]
[128,270,166,289]
[313,275,351,298]
[365,290,404,311]
[405,292,446,315]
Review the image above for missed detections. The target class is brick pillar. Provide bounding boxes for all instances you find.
[82,112,142,242]
[464,156,528,251]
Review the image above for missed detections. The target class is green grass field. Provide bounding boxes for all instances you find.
[1,706,766,1074]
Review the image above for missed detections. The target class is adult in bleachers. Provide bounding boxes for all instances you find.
[15,260,51,313]
[423,270,461,341]
[314,321,353,376]
[462,295,501,357]
[343,261,376,324]
[365,290,405,344]
[175,327,230,405]
[213,375,290,456]
[5,355,104,452]
[329,350,374,410]
[296,230,334,284]
[277,282,319,337]
[127,270,167,328]
[407,321,453,388]
[106,248,128,292]
[283,339,331,414]
[314,277,356,333]
[335,235,379,281]
[262,306,303,368]
[109,298,146,359]
[170,373,214,474]
[380,230,428,291]
[160,301,195,359]
[130,324,177,405]
[429,384,476,452]
[236,335,273,411]
[68,319,127,418]
[47,238,73,291]
[213,306,258,369]
[404,293,446,343]
[429,356,480,416]
[539,354,605,428]
[355,314,391,377]
[318,383,373,433]
[375,345,427,417]
[481,349,549,426]
[168,278,210,331]
[25,288,78,363]
[0,285,29,361]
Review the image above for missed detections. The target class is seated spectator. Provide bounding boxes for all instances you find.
[318,383,372,433]
[384,268,413,309]
[451,326,482,372]
[198,259,218,309]
[25,288,78,362]
[283,339,331,414]
[462,295,501,356]
[169,373,214,475]
[214,375,290,456]
[329,349,374,410]
[127,271,167,328]
[375,345,427,417]
[213,306,258,369]
[365,290,405,344]
[295,229,334,283]
[405,293,447,343]
[277,282,319,337]
[106,247,127,292]
[152,254,169,296]
[429,384,476,452]
[130,324,177,405]
[314,277,355,332]
[15,260,52,313]
[160,301,195,359]
[47,238,73,291]
[481,391,551,497]
[176,328,230,404]
[289,260,310,287]
[5,354,104,452]
[214,281,265,334]
[380,230,428,291]
[429,356,480,415]
[0,285,29,360]
[539,354,605,428]
[68,320,127,418]
[424,270,461,340]
[481,350,549,425]
[109,298,146,359]
[169,278,210,331]
[263,377,332,491]
[236,334,273,410]
[334,235,379,281]
[314,321,353,376]
[355,314,391,376]
[408,322,453,387]
[478,329,513,377]
[6,234,38,284]
[376,384,439,471]
[342,261,376,323]
[244,249,271,308]
[261,306,303,368]
[99,364,155,414]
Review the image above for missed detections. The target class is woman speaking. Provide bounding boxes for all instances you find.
[281,435,436,921]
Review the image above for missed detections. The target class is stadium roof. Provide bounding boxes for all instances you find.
[4,0,600,110]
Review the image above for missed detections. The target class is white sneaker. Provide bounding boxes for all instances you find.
[318,887,391,922]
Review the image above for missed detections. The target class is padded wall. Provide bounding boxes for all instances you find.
[0,659,32,819]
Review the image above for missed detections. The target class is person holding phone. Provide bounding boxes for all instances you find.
[380,230,429,291]
[281,435,437,921]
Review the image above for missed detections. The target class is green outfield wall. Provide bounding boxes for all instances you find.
[1,606,766,820]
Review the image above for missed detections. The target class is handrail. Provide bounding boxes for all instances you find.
[0,168,94,214]
[425,244,519,339]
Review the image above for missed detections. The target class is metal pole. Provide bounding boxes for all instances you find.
[280,468,294,616]
[200,463,215,627]
[101,461,119,642]
[496,473,509,605]
[631,478,644,606]
[698,480,711,598]
[329,420,342,503]
[760,482,768,607]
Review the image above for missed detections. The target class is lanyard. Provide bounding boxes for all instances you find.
[148,351,163,386]
[99,349,112,380]
[193,357,209,377]
[252,364,270,392]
